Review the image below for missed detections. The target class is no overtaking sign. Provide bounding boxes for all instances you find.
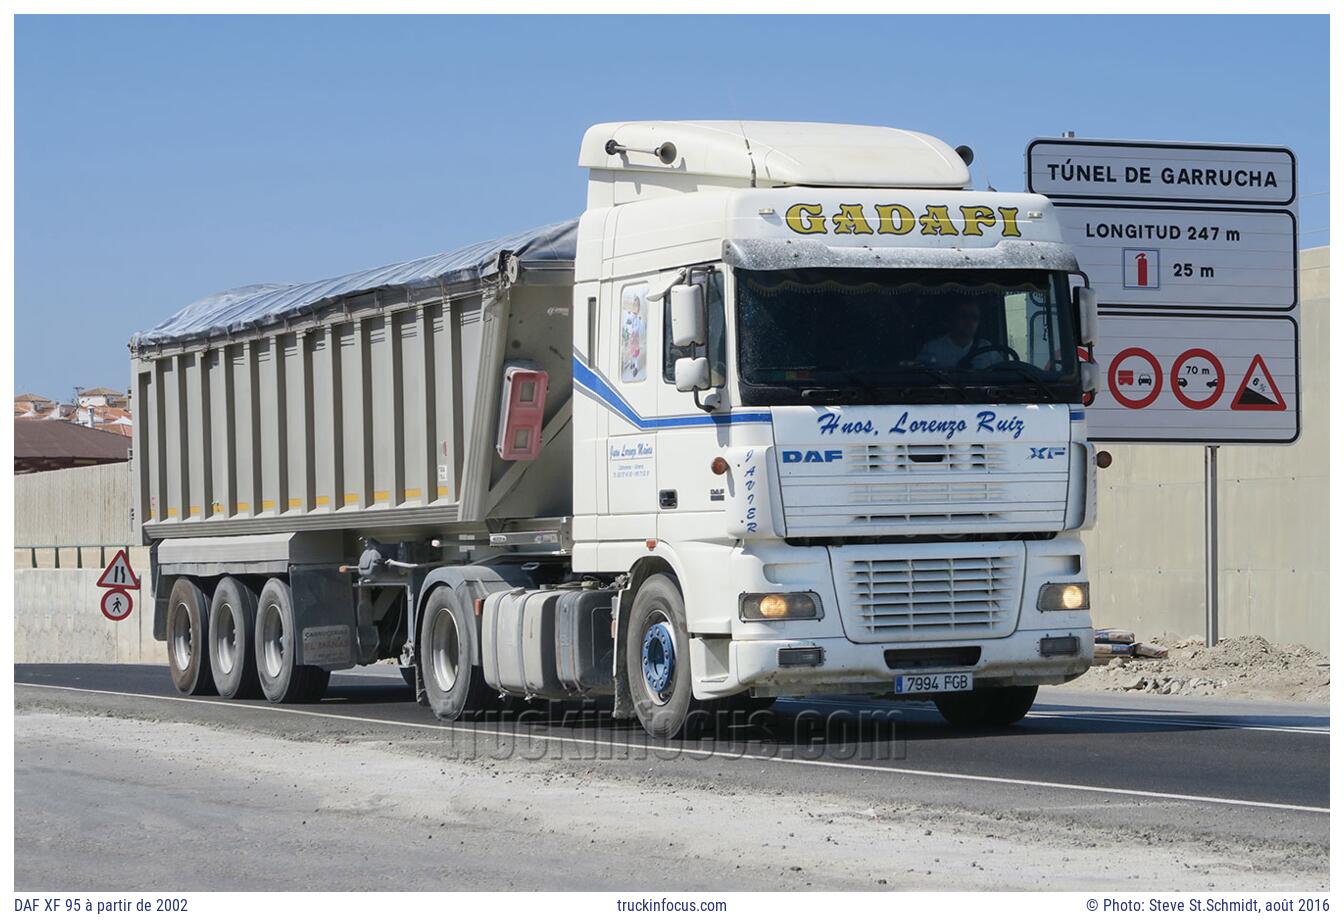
[1026,138,1300,444]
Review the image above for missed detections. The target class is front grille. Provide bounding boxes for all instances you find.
[847,443,1009,475]
[842,553,1021,642]
[850,481,1008,504]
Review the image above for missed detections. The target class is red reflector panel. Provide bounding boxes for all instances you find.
[496,365,548,461]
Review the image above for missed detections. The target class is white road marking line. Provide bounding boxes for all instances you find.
[16,682,1329,815]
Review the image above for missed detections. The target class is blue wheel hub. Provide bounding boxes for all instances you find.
[641,621,676,699]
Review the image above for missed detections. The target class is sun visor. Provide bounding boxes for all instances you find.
[722,238,1080,274]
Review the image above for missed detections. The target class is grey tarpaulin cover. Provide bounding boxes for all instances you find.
[132,219,578,349]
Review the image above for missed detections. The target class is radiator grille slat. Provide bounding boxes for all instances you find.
[839,553,1022,642]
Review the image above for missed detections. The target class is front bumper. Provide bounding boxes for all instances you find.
[694,626,1093,699]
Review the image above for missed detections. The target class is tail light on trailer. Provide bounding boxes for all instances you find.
[496,363,548,461]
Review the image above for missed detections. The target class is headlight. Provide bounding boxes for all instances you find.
[740,592,821,621]
[1037,582,1089,611]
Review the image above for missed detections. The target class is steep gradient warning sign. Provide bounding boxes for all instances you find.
[1085,314,1297,443]
[1231,354,1287,411]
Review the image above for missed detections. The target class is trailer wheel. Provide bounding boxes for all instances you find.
[166,577,216,696]
[255,578,330,703]
[208,577,261,699]
[419,586,494,720]
[935,685,1038,728]
[626,574,710,739]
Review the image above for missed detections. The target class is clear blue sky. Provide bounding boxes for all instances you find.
[15,14,1329,400]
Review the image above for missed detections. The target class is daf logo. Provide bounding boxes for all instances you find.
[1029,446,1067,460]
[782,449,844,464]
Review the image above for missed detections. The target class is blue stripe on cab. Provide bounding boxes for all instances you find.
[572,356,771,430]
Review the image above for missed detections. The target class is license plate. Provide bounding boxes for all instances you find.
[894,672,974,694]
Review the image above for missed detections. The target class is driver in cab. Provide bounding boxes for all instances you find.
[917,300,996,369]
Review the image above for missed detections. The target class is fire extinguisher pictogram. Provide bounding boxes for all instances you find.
[1135,252,1148,287]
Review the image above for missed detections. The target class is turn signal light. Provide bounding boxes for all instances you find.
[711,456,729,475]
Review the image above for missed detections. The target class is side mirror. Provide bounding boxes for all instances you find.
[674,356,710,393]
[670,284,706,347]
[1074,286,1099,348]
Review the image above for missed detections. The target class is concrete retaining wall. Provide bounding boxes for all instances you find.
[14,464,162,665]
[15,462,135,546]
[14,546,159,665]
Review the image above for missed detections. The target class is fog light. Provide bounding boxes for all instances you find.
[1038,582,1089,611]
[778,646,824,668]
[1040,635,1081,657]
[741,592,821,621]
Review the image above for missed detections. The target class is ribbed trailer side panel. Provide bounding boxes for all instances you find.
[134,291,494,540]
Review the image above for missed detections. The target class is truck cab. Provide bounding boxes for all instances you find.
[569,122,1098,734]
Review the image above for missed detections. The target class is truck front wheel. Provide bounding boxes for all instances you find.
[935,685,1038,728]
[166,577,216,696]
[255,578,330,703]
[419,586,495,720]
[625,574,702,739]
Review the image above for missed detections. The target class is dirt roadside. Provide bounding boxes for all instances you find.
[14,700,1327,891]
[1064,635,1330,703]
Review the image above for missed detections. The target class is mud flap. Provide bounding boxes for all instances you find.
[290,564,357,670]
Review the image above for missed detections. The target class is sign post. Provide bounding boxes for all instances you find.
[1205,445,1218,648]
[1027,138,1299,646]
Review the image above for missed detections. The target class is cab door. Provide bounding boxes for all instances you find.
[598,277,660,542]
[655,268,734,541]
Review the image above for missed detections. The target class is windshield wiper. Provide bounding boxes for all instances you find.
[894,366,973,403]
[794,369,883,403]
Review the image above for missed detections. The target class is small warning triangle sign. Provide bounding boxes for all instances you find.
[1230,354,1286,411]
[97,548,141,589]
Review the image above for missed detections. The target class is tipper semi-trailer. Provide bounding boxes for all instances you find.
[131,121,1101,738]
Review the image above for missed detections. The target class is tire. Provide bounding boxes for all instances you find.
[254,578,330,703]
[419,585,496,720]
[208,577,261,699]
[935,685,1038,728]
[625,574,713,739]
[166,577,216,696]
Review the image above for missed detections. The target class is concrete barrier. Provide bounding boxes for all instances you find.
[14,546,160,665]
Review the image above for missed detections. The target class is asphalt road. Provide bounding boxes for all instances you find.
[14,662,1330,890]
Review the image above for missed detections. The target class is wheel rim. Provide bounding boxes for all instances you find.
[214,603,237,676]
[170,603,194,672]
[259,602,285,679]
[430,607,460,693]
[641,616,676,705]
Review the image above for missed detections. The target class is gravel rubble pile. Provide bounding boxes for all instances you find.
[1068,634,1329,702]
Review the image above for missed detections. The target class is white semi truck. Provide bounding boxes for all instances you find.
[131,121,1100,738]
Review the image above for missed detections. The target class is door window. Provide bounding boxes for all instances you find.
[619,283,649,383]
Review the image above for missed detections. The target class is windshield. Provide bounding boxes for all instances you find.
[734,267,1081,406]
